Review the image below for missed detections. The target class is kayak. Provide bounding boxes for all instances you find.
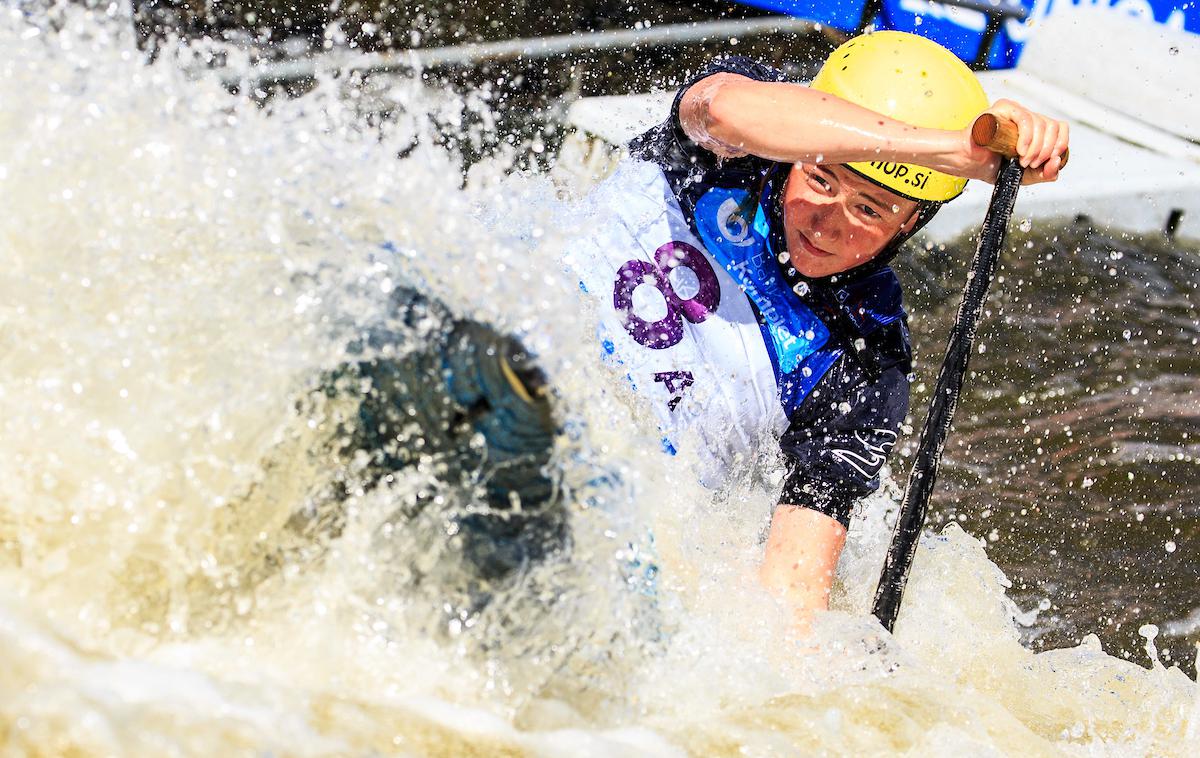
[240,287,566,613]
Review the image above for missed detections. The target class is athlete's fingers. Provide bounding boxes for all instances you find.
[1046,152,1063,181]
[1040,153,1062,182]
[1021,115,1045,168]
[1033,120,1069,182]
[1033,119,1059,169]
[1054,120,1070,166]
[1012,108,1034,158]
[1017,151,1058,185]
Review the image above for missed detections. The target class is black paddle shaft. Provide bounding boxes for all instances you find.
[872,157,1025,631]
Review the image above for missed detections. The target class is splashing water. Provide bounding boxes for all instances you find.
[2,6,1198,755]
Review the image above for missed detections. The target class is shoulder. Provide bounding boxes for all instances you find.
[684,55,792,87]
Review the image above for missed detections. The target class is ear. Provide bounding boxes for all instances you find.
[897,208,922,236]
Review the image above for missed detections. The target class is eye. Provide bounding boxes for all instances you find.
[857,204,883,220]
[807,171,833,192]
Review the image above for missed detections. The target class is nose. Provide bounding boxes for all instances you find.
[808,201,841,245]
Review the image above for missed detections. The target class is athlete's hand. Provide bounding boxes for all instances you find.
[962,99,1069,185]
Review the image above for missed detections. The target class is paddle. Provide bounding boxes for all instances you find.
[871,114,1060,632]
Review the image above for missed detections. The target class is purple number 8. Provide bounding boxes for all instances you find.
[613,241,722,349]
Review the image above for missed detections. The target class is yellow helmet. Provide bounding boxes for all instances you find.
[810,31,989,203]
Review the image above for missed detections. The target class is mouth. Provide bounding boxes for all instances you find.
[794,231,834,258]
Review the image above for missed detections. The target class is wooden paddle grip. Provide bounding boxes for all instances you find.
[971,113,1069,168]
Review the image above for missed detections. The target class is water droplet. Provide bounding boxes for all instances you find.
[1166,541,1177,553]
[1018,218,1032,232]
[1169,46,1179,55]
[792,281,810,296]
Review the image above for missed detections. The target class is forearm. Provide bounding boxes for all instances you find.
[682,74,978,176]
[759,504,848,625]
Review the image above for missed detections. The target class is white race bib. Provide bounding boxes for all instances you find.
[566,161,786,481]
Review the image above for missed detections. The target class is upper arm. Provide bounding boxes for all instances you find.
[632,56,788,162]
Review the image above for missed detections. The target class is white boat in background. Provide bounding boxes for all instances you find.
[558,7,1200,243]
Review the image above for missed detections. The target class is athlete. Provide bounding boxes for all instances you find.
[569,31,1068,629]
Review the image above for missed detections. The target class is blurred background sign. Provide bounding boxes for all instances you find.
[735,0,1200,69]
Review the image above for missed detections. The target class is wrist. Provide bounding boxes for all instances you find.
[928,128,979,177]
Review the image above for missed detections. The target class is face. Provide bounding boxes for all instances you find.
[782,163,920,279]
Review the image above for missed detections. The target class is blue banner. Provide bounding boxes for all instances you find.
[736,0,1200,69]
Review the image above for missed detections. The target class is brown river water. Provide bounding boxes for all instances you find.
[899,224,1200,670]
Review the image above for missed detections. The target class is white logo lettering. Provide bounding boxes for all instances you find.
[716,197,755,247]
[829,429,898,479]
